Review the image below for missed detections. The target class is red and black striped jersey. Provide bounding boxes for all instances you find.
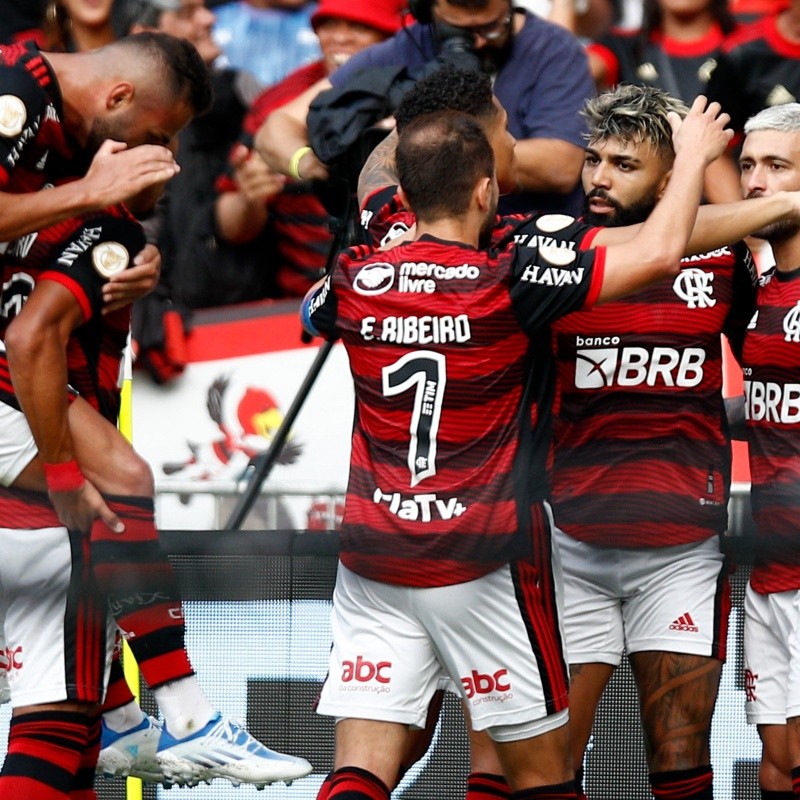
[0,41,74,194]
[0,205,145,420]
[360,186,417,250]
[550,242,757,548]
[589,25,727,101]
[358,186,583,254]
[303,225,605,587]
[0,204,144,528]
[707,16,800,137]
[742,265,800,593]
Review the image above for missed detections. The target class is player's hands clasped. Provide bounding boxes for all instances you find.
[669,95,734,166]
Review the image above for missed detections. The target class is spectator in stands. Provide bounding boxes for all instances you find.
[730,0,786,23]
[119,0,266,376]
[737,102,800,800]
[214,0,403,297]
[587,0,739,98]
[44,0,117,51]
[706,0,800,202]
[517,0,617,40]
[255,0,596,216]
[213,0,321,86]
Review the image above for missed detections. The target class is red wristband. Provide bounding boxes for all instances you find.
[43,460,85,493]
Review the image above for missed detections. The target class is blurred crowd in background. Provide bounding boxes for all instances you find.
[0,0,795,382]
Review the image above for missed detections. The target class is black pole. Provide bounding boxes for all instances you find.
[224,180,354,530]
[223,338,335,530]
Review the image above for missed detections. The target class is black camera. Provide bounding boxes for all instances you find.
[433,20,482,73]
[306,20,482,214]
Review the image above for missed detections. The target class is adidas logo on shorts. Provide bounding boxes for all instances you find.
[669,612,699,633]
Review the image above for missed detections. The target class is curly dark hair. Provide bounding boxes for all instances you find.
[395,66,497,133]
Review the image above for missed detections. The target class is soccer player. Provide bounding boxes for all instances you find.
[738,102,800,800]
[0,202,146,800]
[0,188,313,790]
[546,84,754,800]
[0,34,313,786]
[301,95,732,800]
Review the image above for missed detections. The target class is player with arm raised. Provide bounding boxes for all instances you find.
[299,94,730,800]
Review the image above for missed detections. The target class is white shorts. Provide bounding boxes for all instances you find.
[555,529,730,665]
[0,525,111,708]
[318,561,570,742]
[744,585,800,725]
[0,400,38,486]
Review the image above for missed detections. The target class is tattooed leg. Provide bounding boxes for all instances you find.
[630,651,721,771]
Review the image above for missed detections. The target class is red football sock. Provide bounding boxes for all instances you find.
[326,767,390,799]
[467,771,512,799]
[317,772,334,799]
[91,495,193,688]
[0,710,90,799]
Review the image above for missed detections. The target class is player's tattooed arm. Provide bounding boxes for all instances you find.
[358,130,398,207]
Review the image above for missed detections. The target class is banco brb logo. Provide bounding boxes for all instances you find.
[575,348,618,389]
[574,345,705,389]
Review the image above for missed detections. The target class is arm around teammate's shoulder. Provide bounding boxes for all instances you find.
[596,96,733,304]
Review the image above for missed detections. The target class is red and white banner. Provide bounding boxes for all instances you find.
[132,300,353,530]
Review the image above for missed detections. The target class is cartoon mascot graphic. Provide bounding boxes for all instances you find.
[162,375,303,482]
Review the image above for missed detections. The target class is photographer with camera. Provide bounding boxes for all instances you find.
[255,0,594,215]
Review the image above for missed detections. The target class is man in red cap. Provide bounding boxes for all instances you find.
[213,0,404,297]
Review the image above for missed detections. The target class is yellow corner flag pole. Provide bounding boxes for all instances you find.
[118,339,143,800]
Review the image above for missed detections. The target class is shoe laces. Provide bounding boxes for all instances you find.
[209,717,263,755]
